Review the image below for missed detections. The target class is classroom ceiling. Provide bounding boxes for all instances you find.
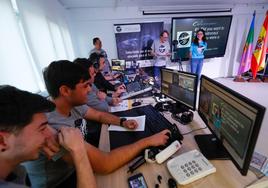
[58,0,268,9]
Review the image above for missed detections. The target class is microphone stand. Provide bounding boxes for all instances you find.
[172,40,183,71]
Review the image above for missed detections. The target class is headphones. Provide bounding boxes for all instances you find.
[92,56,100,70]
[172,110,194,125]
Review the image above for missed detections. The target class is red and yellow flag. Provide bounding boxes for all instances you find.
[251,11,268,79]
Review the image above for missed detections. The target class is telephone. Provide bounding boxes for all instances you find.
[167,149,216,185]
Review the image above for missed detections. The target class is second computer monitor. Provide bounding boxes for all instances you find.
[161,68,198,111]
[197,75,265,175]
[111,59,125,71]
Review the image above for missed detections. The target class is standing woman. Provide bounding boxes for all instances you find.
[189,29,207,79]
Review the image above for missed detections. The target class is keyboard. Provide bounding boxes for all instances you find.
[120,86,152,100]
[110,105,176,149]
[126,81,141,92]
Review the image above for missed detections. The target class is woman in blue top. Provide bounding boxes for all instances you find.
[189,29,207,79]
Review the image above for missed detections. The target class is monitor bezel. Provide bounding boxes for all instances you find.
[198,75,266,175]
[161,68,198,111]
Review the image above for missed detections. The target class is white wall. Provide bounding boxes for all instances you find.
[65,3,268,78]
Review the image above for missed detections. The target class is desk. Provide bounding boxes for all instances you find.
[95,97,264,188]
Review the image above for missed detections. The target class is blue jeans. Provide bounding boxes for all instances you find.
[191,58,204,79]
[154,66,165,88]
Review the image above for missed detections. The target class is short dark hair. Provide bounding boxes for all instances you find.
[160,30,169,37]
[89,52,104,63]
[73,58,93,71]
[0,85,55,133]
[43,60,90,98]
[93,37,100,45]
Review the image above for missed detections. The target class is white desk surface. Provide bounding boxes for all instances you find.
[95,96,267,188]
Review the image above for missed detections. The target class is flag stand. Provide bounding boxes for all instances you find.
[262,76,268,82]
[247,78,262,82]
[233,75,246,82]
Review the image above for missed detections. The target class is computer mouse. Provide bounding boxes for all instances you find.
[132,101,141,107]
[168,178,177,188]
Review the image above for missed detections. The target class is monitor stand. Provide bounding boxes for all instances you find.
[194,134,230,160]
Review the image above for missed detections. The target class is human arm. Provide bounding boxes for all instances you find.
[84,107,137,129]
[59,127,97,188]
[63,129,170,174]
[96,91,107,101]
[94,72,116,92]
[106,96,122,106]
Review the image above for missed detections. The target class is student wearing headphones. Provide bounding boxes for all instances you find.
[89,37,111,74]
[151,30,171,88]
[90,52,126,96]
[74,58,121,112]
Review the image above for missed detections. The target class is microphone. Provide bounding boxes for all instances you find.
[172,40,178,46]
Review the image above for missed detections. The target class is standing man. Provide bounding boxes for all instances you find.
[151,30,171,87]
[89,37,111,74]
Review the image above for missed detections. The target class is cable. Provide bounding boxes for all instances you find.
[181,126,208,135]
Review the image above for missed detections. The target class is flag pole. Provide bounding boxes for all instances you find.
[234,11,256,82]
[249,10,268,82]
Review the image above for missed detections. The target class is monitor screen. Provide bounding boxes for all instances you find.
[197,75,265,175]
[171,16,232,61]
[111,59,126,71]
[161,68,198,111]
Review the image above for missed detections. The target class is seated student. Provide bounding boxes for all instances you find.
[89,37,121,81]
[89,37,111,74]
[90,53,125,95]
[0,86,96,188]
[23,60,170,188]
[74,58,121,112]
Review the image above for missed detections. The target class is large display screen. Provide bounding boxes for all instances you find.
[171,16,232,60]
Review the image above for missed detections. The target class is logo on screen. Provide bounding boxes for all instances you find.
[177,31,192,48]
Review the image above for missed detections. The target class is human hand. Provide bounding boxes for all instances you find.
[122,119,138,129]
[166,52,171,56]
[115,85,126,95]
[42,126,60,160]
[145,129,170,147]
[112,97,122,106]
[113,73,121,79]
[97,91,107,100]
[58,127,85,154]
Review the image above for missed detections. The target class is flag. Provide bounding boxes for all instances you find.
[237,12,255,75]
[251,11,268,79]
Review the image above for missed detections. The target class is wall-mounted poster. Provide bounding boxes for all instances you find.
[114,22,163,61]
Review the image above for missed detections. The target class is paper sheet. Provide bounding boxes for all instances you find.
[108,115,145,132]
[110,100,130,112]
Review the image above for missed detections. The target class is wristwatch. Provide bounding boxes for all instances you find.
[120,118,127,127]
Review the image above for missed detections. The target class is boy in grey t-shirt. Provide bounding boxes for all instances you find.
[24,60,170,188]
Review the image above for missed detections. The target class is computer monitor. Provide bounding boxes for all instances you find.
[196,75,265,175]
[161,68,198,111]
[111,59,125,71]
